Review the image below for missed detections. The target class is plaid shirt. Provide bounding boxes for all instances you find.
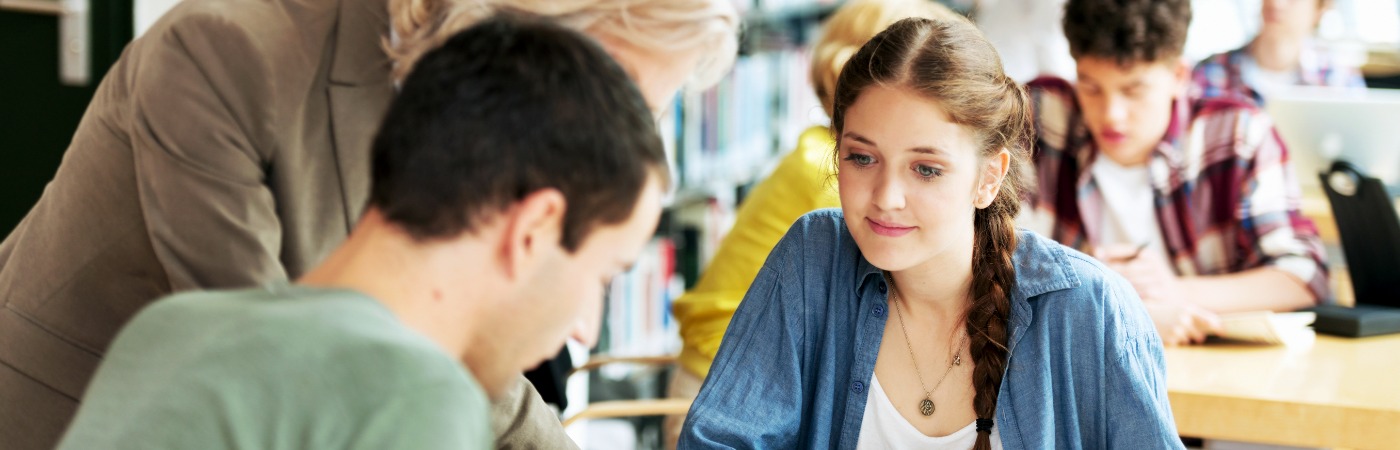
[1023,77,1330,302]
[1192,42,1366,105]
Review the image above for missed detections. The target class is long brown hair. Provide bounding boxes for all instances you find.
[831,17,1031,449]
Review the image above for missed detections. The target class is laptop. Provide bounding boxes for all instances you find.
[1265,87,1400,194]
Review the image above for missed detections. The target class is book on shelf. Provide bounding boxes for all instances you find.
[671,31,823,195]
[597,238,684,373]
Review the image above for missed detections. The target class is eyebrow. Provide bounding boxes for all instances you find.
[842,131,948,156]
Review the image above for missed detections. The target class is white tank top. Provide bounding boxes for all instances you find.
[855,376,1003,449]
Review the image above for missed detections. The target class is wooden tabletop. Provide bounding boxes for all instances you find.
[1165,333,1400,448]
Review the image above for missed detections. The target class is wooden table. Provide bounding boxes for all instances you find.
[1165,333,1400,448]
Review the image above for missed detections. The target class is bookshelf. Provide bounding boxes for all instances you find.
[564,2,835,448]
[591,0,835,366]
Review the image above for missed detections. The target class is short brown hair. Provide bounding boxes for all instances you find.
[370,14,666,250]
[1061,0,1191,65]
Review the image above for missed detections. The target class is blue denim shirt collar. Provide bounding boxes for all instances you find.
[851,231,1083,354]
[1007,231,1082,355]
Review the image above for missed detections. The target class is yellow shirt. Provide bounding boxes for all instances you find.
[672,126,840,378]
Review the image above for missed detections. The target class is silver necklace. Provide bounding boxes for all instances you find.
[885,272,968,417]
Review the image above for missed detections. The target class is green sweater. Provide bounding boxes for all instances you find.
[58,283,490,450]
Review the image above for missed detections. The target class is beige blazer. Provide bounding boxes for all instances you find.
[0,0,572,448]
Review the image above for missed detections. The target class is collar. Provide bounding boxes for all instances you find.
[853,250,884,299]
[1005,230,1080,356]
[848,230,1081,302]
[847,229,1080,357]
[1009,230,1080,300]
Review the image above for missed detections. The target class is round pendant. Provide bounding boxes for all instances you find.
[919,398,935,416]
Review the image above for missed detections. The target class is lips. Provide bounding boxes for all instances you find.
[1100,129,1127,144]
[866,217,916,237]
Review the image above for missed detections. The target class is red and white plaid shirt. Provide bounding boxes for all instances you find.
[1022,77,1330,301]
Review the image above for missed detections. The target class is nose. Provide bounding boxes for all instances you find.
[570,316,599,349]
[872,170,906,211]
[1105,95,1129,125]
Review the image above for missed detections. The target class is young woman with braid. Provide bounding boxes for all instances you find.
[679,16,1182,449]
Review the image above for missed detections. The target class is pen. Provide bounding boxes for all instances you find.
[1114,242,1150,263]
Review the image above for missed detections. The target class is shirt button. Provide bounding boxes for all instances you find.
[877,282,887,294]
[873,305,885,317]
[852,381,865,394]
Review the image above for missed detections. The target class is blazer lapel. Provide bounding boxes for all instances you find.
[327,0,393,230]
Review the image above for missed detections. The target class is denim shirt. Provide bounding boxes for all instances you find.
[679,209,1183,449]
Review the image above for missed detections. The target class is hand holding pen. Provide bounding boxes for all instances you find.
[1095,241,1176,301]
[1094,241,1220,345]
[1108,242,1150,263]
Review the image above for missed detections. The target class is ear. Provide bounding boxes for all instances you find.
[1173,58,1191,90]
[499,189,567,282]
[975,149,1011,209]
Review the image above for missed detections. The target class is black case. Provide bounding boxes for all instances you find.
[1305,161,1400,337]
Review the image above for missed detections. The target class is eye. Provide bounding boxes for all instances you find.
[913,164,943,179]
[843,153,875,167]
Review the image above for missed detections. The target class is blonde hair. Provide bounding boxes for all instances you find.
[387,0,739,87]
[810,0,959,118]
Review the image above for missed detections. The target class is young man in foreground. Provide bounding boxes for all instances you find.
[56,14,668,449]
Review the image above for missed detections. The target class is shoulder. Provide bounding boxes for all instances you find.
[788,126,838,183]
[139,0,324,58]
[1025,76,1081,147]
[772,209,863,281]
[762,126,839,209]
[1193,48,1245,73]
[785,209,852,253]
[1190,96,1279,161]
[1027,75,1074,95]
[1026,76,1078,116]
[796,125,837,156]
[127,0,338,97]
[150,286,470,387]
[1191,47,1266,101]
[1013,231,1154,342]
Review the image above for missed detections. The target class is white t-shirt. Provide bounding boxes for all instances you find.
[1239,54,1303,99]
[855,375,1003,449]
[1090,156,1168,258]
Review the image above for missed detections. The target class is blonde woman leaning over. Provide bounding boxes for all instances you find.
[665,0,957,447]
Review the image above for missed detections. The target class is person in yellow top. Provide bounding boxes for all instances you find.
[664,0,959,447]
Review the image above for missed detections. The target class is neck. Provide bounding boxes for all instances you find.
[1250,32,1305,72]
[887,237,976,323]
[299,210,486,358]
